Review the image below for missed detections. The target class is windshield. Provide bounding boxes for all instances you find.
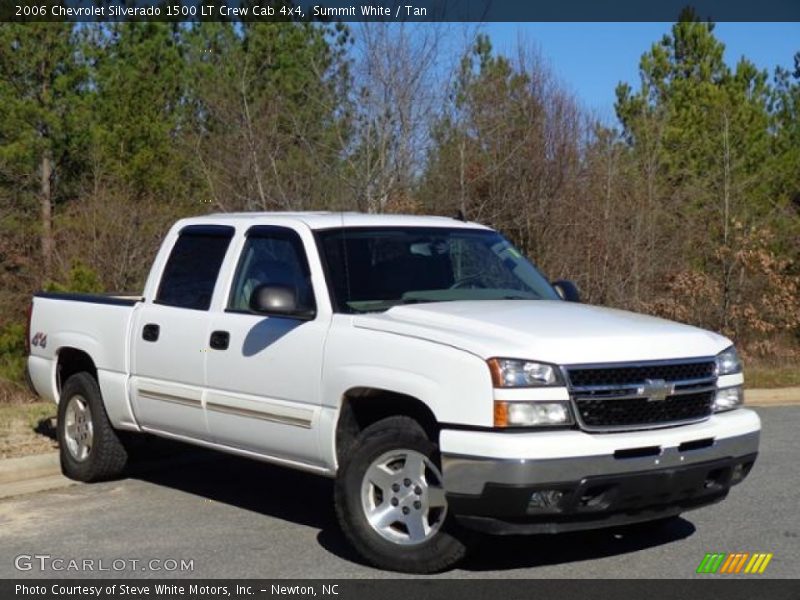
[318,227,560,313]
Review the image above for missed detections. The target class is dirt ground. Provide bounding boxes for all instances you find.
[0,384,58,459]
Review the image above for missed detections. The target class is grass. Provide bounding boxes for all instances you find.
[744,365,800,389]
[0,401,56,432]
[0,401,58,459]
[0,382,58,458]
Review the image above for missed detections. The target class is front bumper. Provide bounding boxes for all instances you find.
[440,408,760,534]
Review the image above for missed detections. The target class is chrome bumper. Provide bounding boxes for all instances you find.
[441,430,760,496]
[441,427,759,534]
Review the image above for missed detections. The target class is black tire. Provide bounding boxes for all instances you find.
[57,372,128,482]
[334,415,470,573]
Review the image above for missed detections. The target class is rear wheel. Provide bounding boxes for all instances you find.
[334,416,470,573]
[58,372,128,482]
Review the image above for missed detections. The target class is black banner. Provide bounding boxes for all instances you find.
[2,0,800,23]
[4,580,800,600]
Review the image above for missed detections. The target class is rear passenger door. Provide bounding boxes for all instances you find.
[130,225,234,440]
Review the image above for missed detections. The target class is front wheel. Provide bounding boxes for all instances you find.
[334,416,470,573]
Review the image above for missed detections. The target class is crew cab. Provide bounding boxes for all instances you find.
[26,212,760,572]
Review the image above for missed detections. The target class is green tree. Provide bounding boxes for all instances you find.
[185,21,352,211]
[0,23,88,282]
[89,21,190,197]
[614,11,798,347]
[771,53,800,220]
[615,12,774,248]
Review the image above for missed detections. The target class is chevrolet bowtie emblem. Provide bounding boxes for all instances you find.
[637,378,675,402]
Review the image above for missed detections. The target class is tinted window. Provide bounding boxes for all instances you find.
[156,226,234,310]
[228,227,315,312]
[318,227,559,313]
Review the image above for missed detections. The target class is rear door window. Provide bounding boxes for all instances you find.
[155,225,235,310]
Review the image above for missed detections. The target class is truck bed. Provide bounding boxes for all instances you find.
[27,291,143,427]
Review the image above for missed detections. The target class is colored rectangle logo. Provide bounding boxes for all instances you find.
[697,552,773,574]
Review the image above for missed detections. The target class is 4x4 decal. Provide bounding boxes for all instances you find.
[31,332,47,348]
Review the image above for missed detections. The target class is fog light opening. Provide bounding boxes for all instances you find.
[528,490,564,511]
[704,467,726,489]
[731,461,754,484]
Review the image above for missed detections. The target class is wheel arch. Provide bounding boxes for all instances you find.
[335,387,440,468]
[56,347,98,399]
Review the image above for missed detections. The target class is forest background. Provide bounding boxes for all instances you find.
[1,11,798,402]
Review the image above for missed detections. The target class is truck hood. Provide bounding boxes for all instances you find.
[352,300,730,365]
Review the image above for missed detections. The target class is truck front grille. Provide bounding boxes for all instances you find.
[565,359,717,431]
[575,391,713,428]
[568,361,715,388]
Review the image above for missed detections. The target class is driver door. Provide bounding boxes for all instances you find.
[204,225,326,464]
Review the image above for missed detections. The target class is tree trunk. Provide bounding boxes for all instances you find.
[40,151,53,283]
[720,111,732,333]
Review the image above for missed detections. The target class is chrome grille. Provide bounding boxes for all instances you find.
[565,359,716,431]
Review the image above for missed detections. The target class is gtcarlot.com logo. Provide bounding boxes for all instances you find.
[696,552,773,574]
[14,554,194,572]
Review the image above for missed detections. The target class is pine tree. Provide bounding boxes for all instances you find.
[0,23,87,282]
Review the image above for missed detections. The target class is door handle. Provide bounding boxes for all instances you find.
[209,330,230,350]
[142,323,160,342]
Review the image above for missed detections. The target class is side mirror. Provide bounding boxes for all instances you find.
[552,279,581,303]
[249,284,314,320]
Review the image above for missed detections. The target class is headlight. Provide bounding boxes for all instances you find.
[715,346,742,376]
[494,401,573,427]
[714,386,744,412]
[488,358,562,387]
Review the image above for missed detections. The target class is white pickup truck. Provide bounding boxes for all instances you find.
[26,212,760,573]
